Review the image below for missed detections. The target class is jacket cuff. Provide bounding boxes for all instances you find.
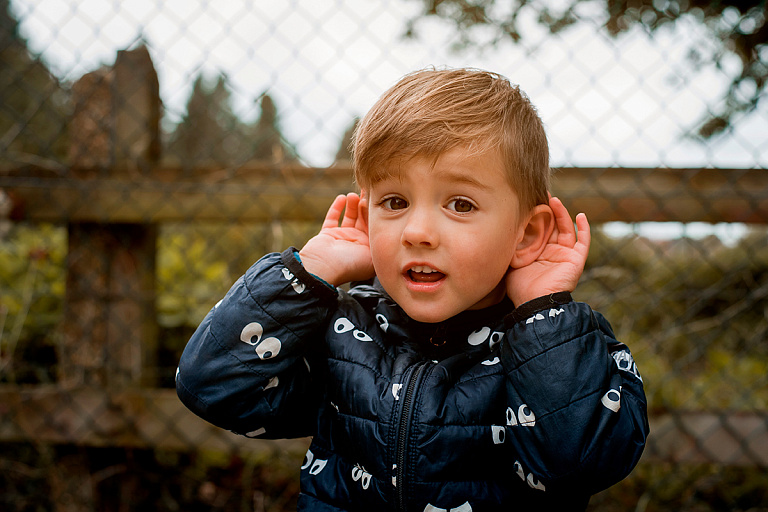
[504,292,573,327]
[280,247,338,301]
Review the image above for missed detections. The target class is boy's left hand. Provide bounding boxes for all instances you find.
[505,196,591,307]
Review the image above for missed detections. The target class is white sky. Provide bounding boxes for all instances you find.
[9,0,768,173]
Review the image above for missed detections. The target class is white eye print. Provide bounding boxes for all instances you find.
[491,425,505,444]
[601,387,622,413]
[301,450,314,470]
[301,449,328,475]
[334,317,372,341]
[264,376,279,390]
[353,329,373,342]
[241,322,265,345]
[467,327,490,346]
[255,336,281,359]
[376,314,389,332]
[506,404,536,427]
[334,318,355,333]
[240,322,282,360]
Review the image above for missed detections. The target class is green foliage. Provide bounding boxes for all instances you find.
[588,460,768,511]
[0,223,65,383]
[0,443,303,512]
[0,0,69,164]
[156,221,320,331]
[578,226,768,412]
[404,0,768,138]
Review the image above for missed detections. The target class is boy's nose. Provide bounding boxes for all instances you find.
[401,208,439,248]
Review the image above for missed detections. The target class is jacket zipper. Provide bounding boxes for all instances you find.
[396,361,427,512]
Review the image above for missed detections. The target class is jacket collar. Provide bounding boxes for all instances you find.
[353,278,513,359]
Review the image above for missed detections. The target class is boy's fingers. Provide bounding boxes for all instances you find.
[575,212,591,255]
[340,193,359,228]
[322,194,347,229]
[551,196,577,246]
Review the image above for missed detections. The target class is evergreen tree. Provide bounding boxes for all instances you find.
[0,0,68,164]
[334,117,358,164]
[167,74,296,166]
[249,93,297,163]
[167,74,236,166]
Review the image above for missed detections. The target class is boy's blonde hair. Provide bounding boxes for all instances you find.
[352,67,550,211]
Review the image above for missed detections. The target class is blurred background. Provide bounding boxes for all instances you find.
[1,0,767,510]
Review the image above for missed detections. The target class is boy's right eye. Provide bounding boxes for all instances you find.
[382,197,408,210]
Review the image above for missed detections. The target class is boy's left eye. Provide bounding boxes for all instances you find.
[447,199,475,213]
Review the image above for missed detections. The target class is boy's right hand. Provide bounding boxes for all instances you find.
[299,193,375,287]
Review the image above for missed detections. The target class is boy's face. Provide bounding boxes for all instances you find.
[365,146,526,323]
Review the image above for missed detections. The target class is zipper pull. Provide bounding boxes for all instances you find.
[429,325,447,346]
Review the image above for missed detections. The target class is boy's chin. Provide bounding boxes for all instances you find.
[404,310,453,324]
[399,302,464,324]
[396,288,508,324]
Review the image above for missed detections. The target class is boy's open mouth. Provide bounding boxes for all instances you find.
[407,266,445,283]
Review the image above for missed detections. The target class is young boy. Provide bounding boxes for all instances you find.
[176,68,649,511]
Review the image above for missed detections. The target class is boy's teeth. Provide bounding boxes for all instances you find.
[410,266,434,273]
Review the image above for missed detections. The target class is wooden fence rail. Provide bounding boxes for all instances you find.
[3,164,767,224]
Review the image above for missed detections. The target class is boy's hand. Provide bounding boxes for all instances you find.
[299,193,375,286]
[505,196,590,307]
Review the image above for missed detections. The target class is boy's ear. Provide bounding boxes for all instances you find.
[358,189,370,233]
[510,204,555,268]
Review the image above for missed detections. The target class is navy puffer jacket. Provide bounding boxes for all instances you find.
[176,249,649,511]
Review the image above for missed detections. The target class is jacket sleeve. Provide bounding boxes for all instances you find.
[175,248,338,439]
[499,293,649,495]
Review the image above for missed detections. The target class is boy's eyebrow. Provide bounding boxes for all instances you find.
[433,169,493,190]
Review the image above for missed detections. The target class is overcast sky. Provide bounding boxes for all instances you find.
[9,0,768,171]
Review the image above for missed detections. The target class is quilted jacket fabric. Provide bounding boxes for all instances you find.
[176,249,649,512]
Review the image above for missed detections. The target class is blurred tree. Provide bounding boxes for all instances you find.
[333,117,358,164]
[0,0,68,165]
[250,93,298,163]
[167,73,244,166]
[167,74,296,166]
[404,0,767,137]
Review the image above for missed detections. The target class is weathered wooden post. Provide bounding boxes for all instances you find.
[58,45,160,390]
[51,45,160,511]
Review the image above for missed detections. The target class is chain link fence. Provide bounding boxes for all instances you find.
[1,0,767,510]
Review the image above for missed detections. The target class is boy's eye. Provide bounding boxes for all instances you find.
[383,197,408,210]
[447,199,474,213]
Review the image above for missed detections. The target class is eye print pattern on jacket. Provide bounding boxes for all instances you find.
[281,267,306,294]
[334,317,373,341]
[376,313,389,332]
[601,386,622,413]
[526,308,565,324]
[492,403,536,444]
[507,404,536,427]
[424,501,472,511]
[301,449,328,476]
[240,322,282,360]
[467,326,504,349]
[612,349,643,381]
[351,463,372,490]
[515,460,546,491]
